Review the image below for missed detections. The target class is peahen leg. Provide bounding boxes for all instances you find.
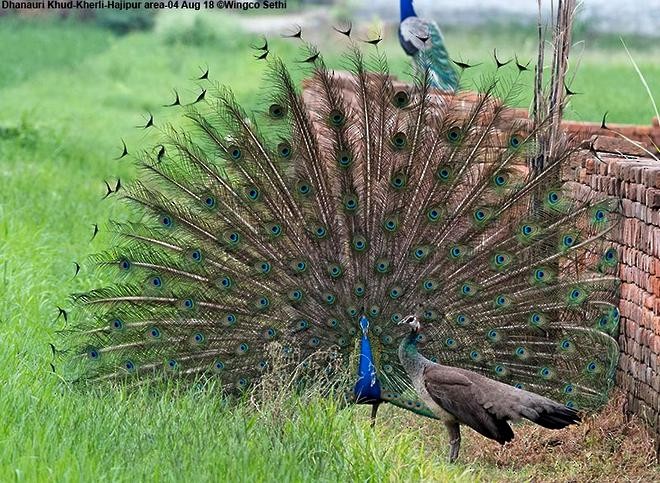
[370,402,380,428]
[445,421,461,463]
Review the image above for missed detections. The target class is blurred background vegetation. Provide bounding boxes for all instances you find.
[0,2,658,481]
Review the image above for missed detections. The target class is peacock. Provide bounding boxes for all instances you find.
[62,26,621,462]
[398,0,459,91]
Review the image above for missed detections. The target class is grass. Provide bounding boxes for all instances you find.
[0,13,658,482]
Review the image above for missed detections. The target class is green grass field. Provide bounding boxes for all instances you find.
[0,13,658,482]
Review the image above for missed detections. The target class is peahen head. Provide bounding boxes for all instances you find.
[400,0,417,21]
[400,314,421,333]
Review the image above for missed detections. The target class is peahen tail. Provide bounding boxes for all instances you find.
[63,36,619,418]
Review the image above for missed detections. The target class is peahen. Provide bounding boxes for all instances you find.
[63,31,621,461]
[398,0,459,91]
[399,313,581,462]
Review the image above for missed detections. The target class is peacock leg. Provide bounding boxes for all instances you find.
[445,421,461,463]
[370,402,380,428]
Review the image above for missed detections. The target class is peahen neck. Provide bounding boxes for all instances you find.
[400,0,417,21]
[398,330,427,377]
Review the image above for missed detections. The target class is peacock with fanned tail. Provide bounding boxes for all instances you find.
[64,30,621,461]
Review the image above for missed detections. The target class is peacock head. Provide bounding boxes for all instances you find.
[400,0,417,20]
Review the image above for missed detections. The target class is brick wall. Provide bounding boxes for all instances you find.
[565,138,660,454]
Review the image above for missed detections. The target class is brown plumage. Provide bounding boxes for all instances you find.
[399,316,580,462]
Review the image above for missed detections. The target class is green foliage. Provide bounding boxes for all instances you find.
[95,8,155,35]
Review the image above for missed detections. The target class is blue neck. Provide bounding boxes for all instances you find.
[353,315,382,403]
[400,0,417,20]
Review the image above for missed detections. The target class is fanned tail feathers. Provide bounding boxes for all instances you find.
[64,38,619,417]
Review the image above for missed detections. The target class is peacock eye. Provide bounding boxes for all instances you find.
[269,103,286,119]
[391,132,408,150]
[392,90,410,108]
[277,141,292,158]
[447,126,463,143]
[337,150,353,168]
[296,181,313,197]
[246,187,260,201]
[328,109,346,127]
[228,145,242,160]
[509,134,522,148]
[436,166,451,182]
[204,196,216,208]
[390,172,408,189]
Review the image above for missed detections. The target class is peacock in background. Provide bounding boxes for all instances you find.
[62,20,622,462]
[398,0,459,91]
